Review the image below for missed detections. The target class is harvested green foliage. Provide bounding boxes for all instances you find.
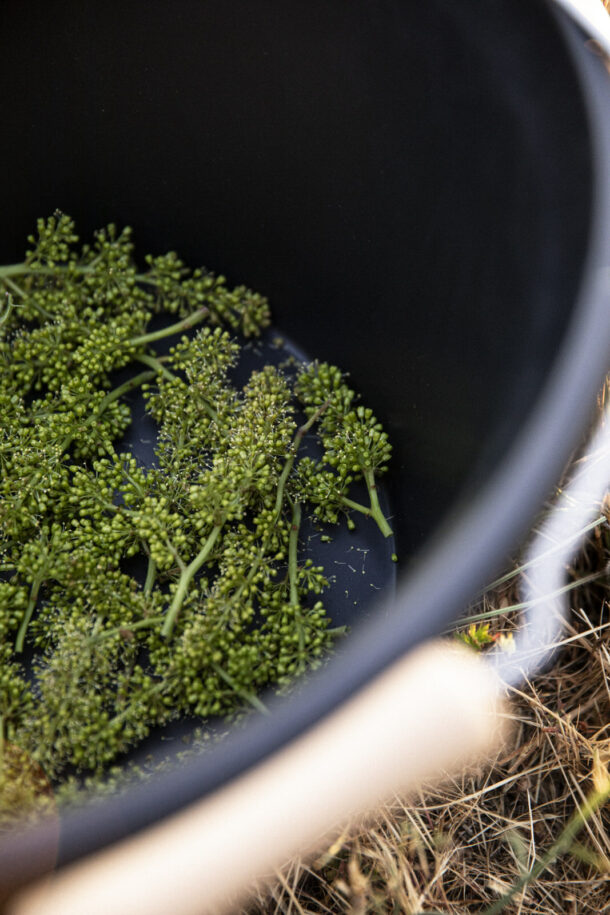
[0,212,393,800]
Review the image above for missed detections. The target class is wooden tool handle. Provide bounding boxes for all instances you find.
[9,641,506,915]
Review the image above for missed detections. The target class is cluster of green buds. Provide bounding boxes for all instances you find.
[294,362,393,536]
[0,213,393,803]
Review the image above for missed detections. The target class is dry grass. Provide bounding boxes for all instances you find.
[243,374,610,915]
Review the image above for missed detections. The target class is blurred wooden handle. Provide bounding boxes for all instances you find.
[9,641,507,915]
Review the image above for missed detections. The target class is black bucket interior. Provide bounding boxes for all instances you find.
[0,0,602,875]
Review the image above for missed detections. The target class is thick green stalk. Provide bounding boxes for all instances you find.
[288,502,306,656]
[144,556,157,597]
[0,292,15,327]
[99,369,157,412]
[273,401,329,523]
[129,307,208,347]
[0,260,187,291]
[162,524,223,638]
[0,262,103,279]
[2,276,55,319]
[338,495,375,517]
[0,260,181,287]
[337,480,393,538]
[0,263,49,278]
[1,276,26,300]
[15,575,43,653]
[363,467,393,538]
[135,353,180,384]
[289,502,302,608]
[87,616,165,645]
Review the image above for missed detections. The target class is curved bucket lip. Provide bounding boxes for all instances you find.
[2,0,610,880]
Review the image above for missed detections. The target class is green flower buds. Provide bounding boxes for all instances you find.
[0,213,393,805]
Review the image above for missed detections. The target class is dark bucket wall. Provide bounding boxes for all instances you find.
[0,0,591,559]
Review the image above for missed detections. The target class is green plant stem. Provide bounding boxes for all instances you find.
[482,783,610,914]
[135,353,180,384]
[211,663,269,715]
[0,262,107,279]
[129,307,209,347]
[100,370,157,412]
[0,292,15,327]
[121,468,146,501]
[164,539,186,573]
[273,402,329,523]
[144,556,157,597]
[338,489,393,538]
[162,524,223,638]
[289,503,302,608]
[3,274,56,319]
[363,467,393,538]
[0,260,180,288]
[87,616,165,644]
[0,263,43,278]
[338,492,393,533]
[1,275,26,300]
[0,261,182,291]
[15,576,43,653]
[339,495,374,516]
[288,502,306,656]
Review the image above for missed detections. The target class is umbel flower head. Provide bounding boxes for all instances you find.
[0,213,393,801]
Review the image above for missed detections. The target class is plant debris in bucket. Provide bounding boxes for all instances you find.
[0,212,393,810]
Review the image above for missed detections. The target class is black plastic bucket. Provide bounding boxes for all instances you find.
[1,0,609,889]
